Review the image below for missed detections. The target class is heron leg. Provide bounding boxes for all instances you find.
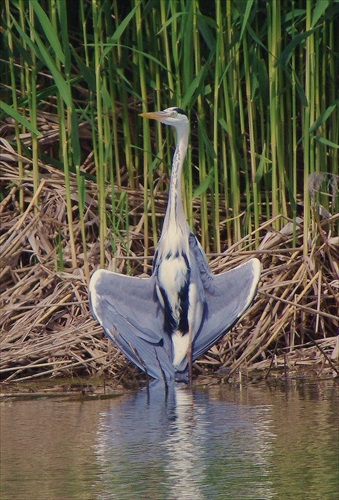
[188,324,193,384]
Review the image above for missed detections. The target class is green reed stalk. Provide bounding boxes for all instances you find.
[188,0,198,231]
[6,0,24,212]
[237,44,250,235]
[103,9,121,261]
[36,0,76,269]
[317,18,329,214]
[58,0,89,278]
[27,3,39,210]
[212,3,221,253]
[327,21,339,224]
[328,21,338,178]
[314,26,321,178]
[303,2,314,256]
[223,1,241,242]
[148,9,163,252]
[267,1,279,226]
[57,104,78,269]
[149,9,163,249]
[135,2,151,265]
[16,0,78,266]
[101,7,115,191]
[181,1,194,231]
[242,33,260,243]
[160,2,174,98]
[238,5,251,239]
[92,0,107,268]
[289,3,298,246]
[192,6,209,251]
[3,0,338,271]
[168,1,181,100]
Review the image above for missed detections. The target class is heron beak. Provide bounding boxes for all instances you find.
[139,111,166,121]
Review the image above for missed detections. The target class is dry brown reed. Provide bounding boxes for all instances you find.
[0,121,338,387]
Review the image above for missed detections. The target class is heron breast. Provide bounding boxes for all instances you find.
[157,253,189,306]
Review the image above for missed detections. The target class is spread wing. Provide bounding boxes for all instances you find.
[189,235,261,360]
[89,270,175,381]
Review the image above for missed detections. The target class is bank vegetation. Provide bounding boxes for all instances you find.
[1,1,338,387]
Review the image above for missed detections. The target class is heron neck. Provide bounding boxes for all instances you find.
[164,123,189,228]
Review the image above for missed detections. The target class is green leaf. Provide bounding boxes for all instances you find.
[218,117,228,133]
[70,109,81,167]
[157,13,183,35]
[311,0,330,27]
[70,46,96,90]
[255,145,271,183]
[239,0,255,41]
[182,62,209,109]
[294,72,308,107]
[309,101,339,134]
[26,20,73,108]
[31,1,65,64]
[0,100,40,136]
[101,4,139,60]
[182,47,215,109]
[101,82,112,109]
[147,156,160,175]
[314,136,339,149]
[199,124,216,161]
[56,0,71,73]
[193,173,213,198]
[196,14,216,51]
[278,28,316,66]
[11,15,41,61]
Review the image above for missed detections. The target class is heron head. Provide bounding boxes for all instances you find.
[139,107,188,127]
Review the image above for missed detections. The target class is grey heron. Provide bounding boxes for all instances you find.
[89,107,261,383]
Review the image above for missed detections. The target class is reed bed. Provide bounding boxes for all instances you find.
[0,151,338,384]
[0,1,338,386]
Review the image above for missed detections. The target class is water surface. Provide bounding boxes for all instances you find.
[1,381,338,499]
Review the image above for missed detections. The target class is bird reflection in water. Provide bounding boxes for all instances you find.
[93,383,275,499]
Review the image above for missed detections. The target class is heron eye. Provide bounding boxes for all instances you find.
[171,111,178,117]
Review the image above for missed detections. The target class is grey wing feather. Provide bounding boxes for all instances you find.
[89,270,175,381]
[189,235,261,360]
